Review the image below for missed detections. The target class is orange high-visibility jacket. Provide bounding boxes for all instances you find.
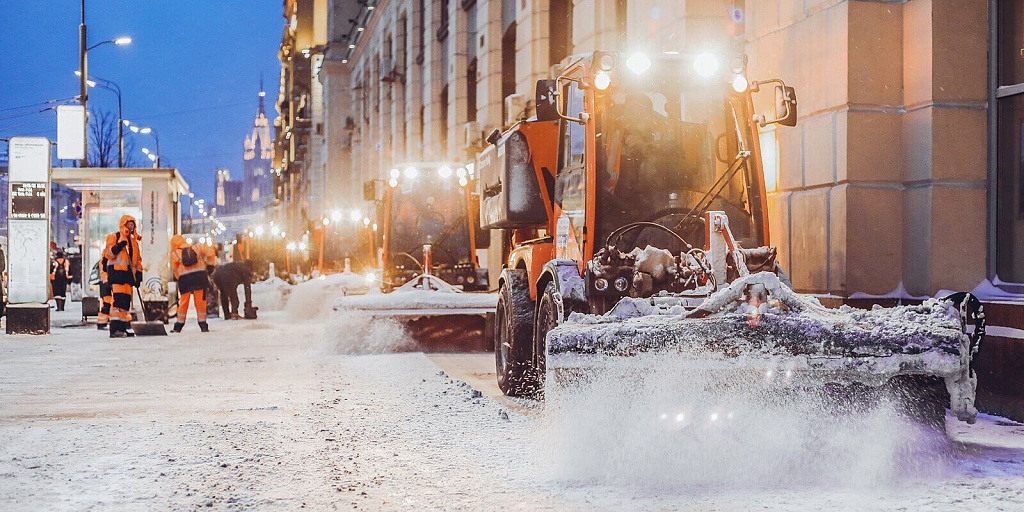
[102,215,143,286]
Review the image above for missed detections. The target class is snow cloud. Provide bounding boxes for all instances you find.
[539,353,953,491]
[324,311,416,355]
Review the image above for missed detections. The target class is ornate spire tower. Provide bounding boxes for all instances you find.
[242,76,273,210]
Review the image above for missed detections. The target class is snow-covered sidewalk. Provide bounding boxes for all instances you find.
[1,310,1023,511]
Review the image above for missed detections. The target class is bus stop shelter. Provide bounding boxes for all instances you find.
[51,168,189,319]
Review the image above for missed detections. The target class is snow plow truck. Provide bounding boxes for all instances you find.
[479,50,985,425]
[334,162,495,351]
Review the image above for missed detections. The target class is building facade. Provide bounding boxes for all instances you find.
[281,0,1020,298]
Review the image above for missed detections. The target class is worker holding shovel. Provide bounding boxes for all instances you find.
[102,215,143,338]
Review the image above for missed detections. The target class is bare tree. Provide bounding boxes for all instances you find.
[87,109,118,167]
[87,109,144,168]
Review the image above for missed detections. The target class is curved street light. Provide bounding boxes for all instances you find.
[75,71,125,166]
[124,120,160,168]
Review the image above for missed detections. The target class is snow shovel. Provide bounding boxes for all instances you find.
[131,285,168,336]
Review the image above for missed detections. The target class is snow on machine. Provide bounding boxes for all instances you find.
[333,162,496,351]
[482,51,985,424]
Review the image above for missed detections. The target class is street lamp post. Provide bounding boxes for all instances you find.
[77,0,130,167]
[77,73,124,166]
[79,0,87,166]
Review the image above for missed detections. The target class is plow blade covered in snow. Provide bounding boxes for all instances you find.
[333,274,497,352]
[546,272,985,423]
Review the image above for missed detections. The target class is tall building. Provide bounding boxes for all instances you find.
[243,81,274,209]
[213,83,276,218]
[213,167,243,215]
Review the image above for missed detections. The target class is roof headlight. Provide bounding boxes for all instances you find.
[438,166,453,178]
[625,53,651,74]
[693,53,719,78]
[390,168,400,178]
[731,74,748,93]
[404,166,418,178]
[598,53,615,71]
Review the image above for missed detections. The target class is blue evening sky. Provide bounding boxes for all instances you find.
[0,0,283,201]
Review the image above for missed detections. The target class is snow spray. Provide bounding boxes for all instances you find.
[324,311,414,355]
[538,352,953,490]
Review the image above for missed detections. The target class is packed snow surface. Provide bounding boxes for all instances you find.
[1,303,1024,510]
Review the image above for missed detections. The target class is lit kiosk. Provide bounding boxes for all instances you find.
[6,137,53,334]
[50,167,189,321]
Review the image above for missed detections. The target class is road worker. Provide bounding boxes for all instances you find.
[102,215,143,338]
[170,234,217,333]
[49,251,72,311]
[96,246,114,330]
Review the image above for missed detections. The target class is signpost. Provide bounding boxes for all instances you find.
[6,137,52,334]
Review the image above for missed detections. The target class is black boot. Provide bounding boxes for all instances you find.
[172,322,184,333]
[109,321,127,338]
[56,299,65,311]
[198,322,209,333]
[97,323,108,331]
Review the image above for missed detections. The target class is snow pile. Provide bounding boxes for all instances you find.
[284,272,372,319]
[324,310,415,355]
[250,276,291,311]
[540,352,954,489]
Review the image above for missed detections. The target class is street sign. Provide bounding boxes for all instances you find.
[56,105,86,160]
[7,137,52,305]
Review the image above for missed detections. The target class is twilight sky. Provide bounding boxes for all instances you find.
[0,0,283,201]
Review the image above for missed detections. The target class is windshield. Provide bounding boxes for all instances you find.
[595,79,757,252]
[386,175,472,268]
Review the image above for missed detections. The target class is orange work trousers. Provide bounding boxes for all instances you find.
[177,289,208,323]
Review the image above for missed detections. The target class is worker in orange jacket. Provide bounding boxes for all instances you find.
[170,234,217,333]
[96,249,114,330]
[102,215,143,338]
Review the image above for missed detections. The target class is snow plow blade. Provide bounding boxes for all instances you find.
[547,272,985,423]
[333,275,497,352]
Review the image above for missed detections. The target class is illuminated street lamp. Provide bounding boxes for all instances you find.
[124,120,160,167]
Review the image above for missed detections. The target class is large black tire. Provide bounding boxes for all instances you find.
[495,270,536,396]
[532,282,560,396]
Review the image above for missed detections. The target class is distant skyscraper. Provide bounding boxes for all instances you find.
[243,79,273,208]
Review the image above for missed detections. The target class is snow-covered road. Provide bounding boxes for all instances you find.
[2,309,1024,511]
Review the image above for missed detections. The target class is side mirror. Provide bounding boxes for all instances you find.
[775,86,797,127]
[535,79,558,121]
[486,128,501,145]
[363,180,378,202]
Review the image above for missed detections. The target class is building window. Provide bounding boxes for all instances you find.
[501,21,516,124]
[467,58,478,122]
[549,0,573,66]
[440,85,449,156]
[438,0,450,41]
[995,0,1024,280]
